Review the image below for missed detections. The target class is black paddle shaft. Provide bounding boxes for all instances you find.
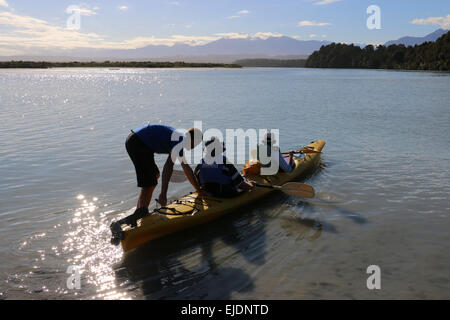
[255,183,278,190]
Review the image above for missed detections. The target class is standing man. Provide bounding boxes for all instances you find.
[110,124,203,243]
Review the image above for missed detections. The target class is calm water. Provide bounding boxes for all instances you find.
[0,68,449,299]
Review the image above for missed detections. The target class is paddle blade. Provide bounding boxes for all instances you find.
[280,182,315,198]
[170,170,188,183]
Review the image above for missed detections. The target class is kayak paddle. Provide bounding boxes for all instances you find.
[252,147,321,159]
[255,182,315,198]
[282,147,321,155]
[171,171,315,198]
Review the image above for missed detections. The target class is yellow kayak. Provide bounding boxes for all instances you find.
[120,140,325,252]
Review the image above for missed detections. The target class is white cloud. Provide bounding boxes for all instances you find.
[78,8,98,16]
[0,0,8,8]
[253,32,283,40]
[118,6,128,11]
[298,20,331,27]
[0,11,105,50]
[215,33,249,39]
[68,4,99,16]
[0,11,220,53]
[0,47,21,56]
[122,35,219,47]
[215,32,282,40]
[0,11,293,55]
[169,1,180,5]
[411,14,450,29]
[227,9,250,19]
[0,11,57,31]
[309,34,317,38]
[314,0,342,5]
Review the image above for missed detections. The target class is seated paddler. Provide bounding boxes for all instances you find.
[195,137,255,198]
[257,131,295,173]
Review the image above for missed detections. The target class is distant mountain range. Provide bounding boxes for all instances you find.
[0,36,329,63]
[0,29,447,63]
[68,36,329,62]
[384,29,448,46]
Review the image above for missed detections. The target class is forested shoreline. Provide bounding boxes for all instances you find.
[305,30,449,71]
[233,59,306,67]
[0,61,242,69]
[2,31,448,71]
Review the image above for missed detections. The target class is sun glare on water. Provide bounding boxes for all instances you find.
[61,195,131,299]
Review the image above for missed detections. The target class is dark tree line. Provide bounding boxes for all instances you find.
[234,59,306,67]
[305,30,450,71]
[0,60,242,69]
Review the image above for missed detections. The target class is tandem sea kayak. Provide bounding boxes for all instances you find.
[118,140,325,252]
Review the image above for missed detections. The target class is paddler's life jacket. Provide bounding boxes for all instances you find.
[197,156,232,185]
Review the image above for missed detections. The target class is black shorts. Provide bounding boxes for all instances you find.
[125,132,159,187]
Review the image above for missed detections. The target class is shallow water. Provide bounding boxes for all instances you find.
[0,68,449,299]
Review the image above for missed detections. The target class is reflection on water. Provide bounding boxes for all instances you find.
[8,170,327,300]
[61,196,127,299]
[280,215,324,242]
[1,68,449,299]
[113,193,328,300]
[7,195,130,299]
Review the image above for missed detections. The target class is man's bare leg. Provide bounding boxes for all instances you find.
[110,186,156,244]
[137,186,156,209]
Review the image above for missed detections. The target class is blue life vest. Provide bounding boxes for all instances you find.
[198,156,232,185]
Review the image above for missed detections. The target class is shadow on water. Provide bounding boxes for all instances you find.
[292,159,367,225]
[280,213,338,239]
[112,192,335,299]
[112,160,336,299]
[112,200,271,300]
[283,159,367,230]
[292,198,367,225]
[330,205,367,225]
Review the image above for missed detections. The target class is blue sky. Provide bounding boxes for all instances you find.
[0,0,449,55]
